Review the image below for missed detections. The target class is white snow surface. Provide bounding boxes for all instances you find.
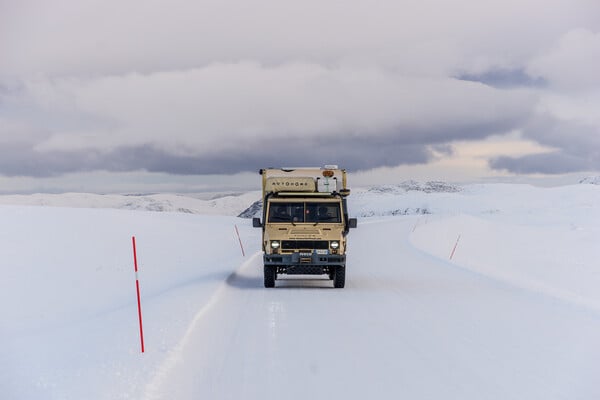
[2,183,600,399]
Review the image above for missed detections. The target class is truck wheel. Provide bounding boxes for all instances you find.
[333,265,345,288]
[264,265,276,288]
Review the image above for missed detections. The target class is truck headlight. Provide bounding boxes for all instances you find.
[330,241,340,249]
[271,241,280,249]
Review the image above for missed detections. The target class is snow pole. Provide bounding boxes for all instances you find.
[412,216,429,233]
[132,236,145,353]
[412,218,421,232]
[449,234,461,260]
[235,225,246,257]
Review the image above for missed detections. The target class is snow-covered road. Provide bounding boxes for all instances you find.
[146,217,600,400]
[3,183,599,399]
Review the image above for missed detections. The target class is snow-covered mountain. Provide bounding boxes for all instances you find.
[237,199,262,218]
[3,180,596,221]
[236,181,463,218]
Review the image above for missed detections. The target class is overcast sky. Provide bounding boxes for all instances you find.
[1,0,599,193]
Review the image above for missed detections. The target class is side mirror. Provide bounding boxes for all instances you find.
[252,217,262,228]
[348,218,357,229]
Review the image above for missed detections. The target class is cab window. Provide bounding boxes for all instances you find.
[268,202,341,223]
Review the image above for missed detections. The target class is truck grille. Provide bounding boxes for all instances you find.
[282,240,329,250]
[290,229,320,235]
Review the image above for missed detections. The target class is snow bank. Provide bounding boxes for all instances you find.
[409,184,600,311]
[0,205,260,399]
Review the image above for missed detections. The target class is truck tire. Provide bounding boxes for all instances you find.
[264,265,276,288]
[333,265,345,288]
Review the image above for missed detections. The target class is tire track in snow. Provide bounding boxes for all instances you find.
[142,251,263,400]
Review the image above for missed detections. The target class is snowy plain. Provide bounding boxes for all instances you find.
[1,181,600,399]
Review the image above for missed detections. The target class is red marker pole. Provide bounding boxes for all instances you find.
[449,234,461,260]
[235,225,246,257]
[132,236,145,353]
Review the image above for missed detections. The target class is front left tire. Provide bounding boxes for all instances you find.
[264,265,276,288]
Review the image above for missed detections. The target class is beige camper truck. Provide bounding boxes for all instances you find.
[253,166,357,288]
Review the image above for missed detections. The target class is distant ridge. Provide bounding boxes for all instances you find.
[3,180,596,220]
[367,181,462,194]
[0,191,261,217]
[579,176,600,185]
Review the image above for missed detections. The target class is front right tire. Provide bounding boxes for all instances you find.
[333,265,345,288]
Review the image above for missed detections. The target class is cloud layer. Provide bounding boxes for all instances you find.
[1,65,536,176]
[1,0,600,181]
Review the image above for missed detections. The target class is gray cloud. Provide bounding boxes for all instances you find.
[490,152,594,174]
[2,0,598,79]
[0,137,431,177]
[489,115,600,174]
[0,64,535,177]
[1,0,600,186]
[526,29,600,91]
[524,115,600,153]
[456,68,547,89]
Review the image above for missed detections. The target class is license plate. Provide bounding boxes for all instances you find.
[316,249,329,255]
[299,252,312,257]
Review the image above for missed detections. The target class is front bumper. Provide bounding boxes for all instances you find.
[264,251,346,274]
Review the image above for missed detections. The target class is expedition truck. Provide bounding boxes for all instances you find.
[253,166,357,288]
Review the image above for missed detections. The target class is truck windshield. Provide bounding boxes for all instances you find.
[268,202,341,223]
